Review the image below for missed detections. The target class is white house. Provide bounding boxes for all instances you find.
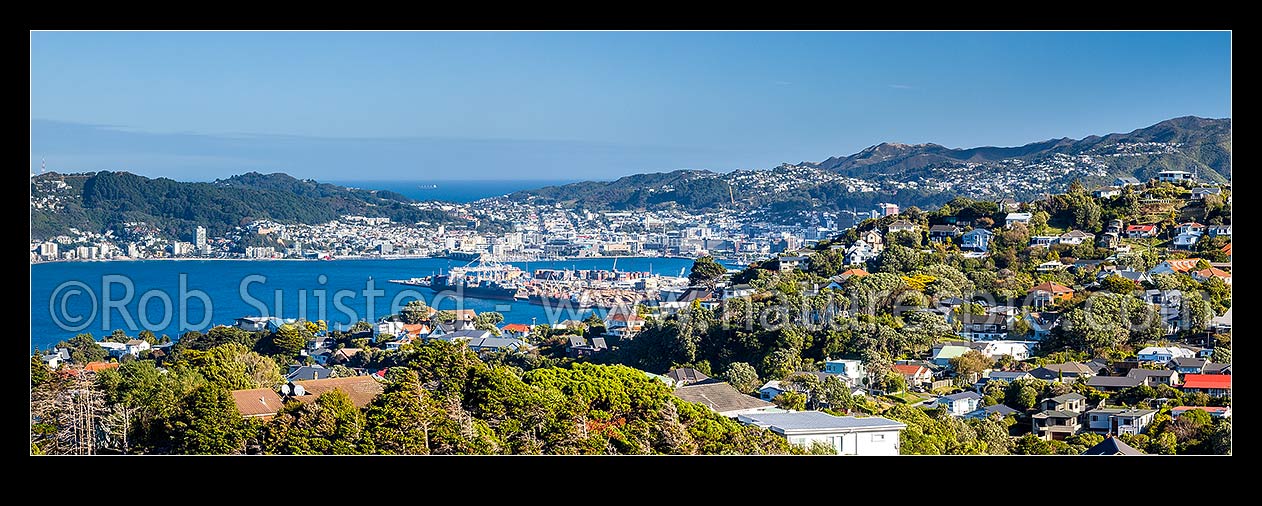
[975,341,1036,361]
[1057,230,1095,246]
[936,391,982,417]
[98,341,128,358]
[1084,408,1157,436]
[235,316,274,332]
[1157,170,1194,184]
[1136,346,1195,363]
[1173,233,1201,249]
[376,320,405,337]
[961,228,993,252]
[737,411,906,456]
[887,220,917,234]
[124,339,151,357]
[722,284,756,300]
[1005,212,1032,228]
[823,358,866,384]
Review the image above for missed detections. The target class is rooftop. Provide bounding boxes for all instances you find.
[738,411,906,434]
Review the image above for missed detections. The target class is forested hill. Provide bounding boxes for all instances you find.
[499,116,1231,215]
[30,171,461,240]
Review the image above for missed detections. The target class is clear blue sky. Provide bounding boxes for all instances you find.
[30,31,1231,181]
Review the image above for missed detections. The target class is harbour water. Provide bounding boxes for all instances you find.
[30,256,720,351]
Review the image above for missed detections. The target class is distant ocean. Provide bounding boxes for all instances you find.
[329,179,583,203]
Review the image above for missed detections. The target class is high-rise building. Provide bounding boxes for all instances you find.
[195,226,207,249]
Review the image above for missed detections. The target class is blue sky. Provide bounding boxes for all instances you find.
[30,31,1231,181]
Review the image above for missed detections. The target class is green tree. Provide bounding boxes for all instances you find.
[949,350,994,376]
[169,385,244,454]
[184,343,283,390]
[688,255,727,289]
[401,300,432,324]
[31,354,51,386]
[263,389,366,455]
[772,391,807,411]
[721,362,760,394]
[59,333,107,364]
[270,323,310,358]
[1101,274,1138,294]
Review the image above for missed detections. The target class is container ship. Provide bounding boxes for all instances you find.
[391,261,527,301]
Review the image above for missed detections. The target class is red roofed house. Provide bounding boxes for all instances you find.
[1192,267,1232,286]
[605,312,646,339]
[452,309,477,322]
[1125,224,1157,238]
[501,323,532,339]
[1221,243,1232,258]
[1149,258,1205,276]
[401,323,431,339]
[891,364,934,388]
[1181,374,1231,398]
[840,268,870,278]
[1029,281,1074,309]
[83,361,119,373]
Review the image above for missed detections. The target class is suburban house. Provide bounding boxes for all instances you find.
[1082,435,1144,455]
[1124,224,1158,239]
[230,388,286,420]
[1085,408,1157,436]
[931,345,972,368]
[936,391,982,416]
[40,348,70,368]
[565,335,608,357]
[970,341,1035,361]
[1192,267,1231,285]
[1126,368,1180,387]
[1032,394,1089,440]
[982,370,1033,384]
[664,367,711,387]
[287,376,384,409]
[965,404,1021,420]
[1137,346,1196,363]
[1157,170,1194,183]
[1028,281,1074,309]
[929,224,963,243]
[961,228,994,252]
[1058,230,1095,245]
[500,323,531,339]
[376,320,404,338]
[1030,235,1058,247]
[1171,406,1231,419]
[887,220,917,234]
[1207,224,1231,237]
[1032,409,1081,441]
[1085,376,1142,392]
[758,380,787,401]
[1093,187,1121,198]
[722,284,756,300]
[891,364,934,389]
[454,336,531,354]
[823,358,867,384]
[123,339,151,357]
[1180,374,1231,397]
[1191,187,1222,200]
[1029,362,1097,382]
[286,364,331,382]
[1148,258,1203,276]
[737,411,907,456]
[776,256,810,272]
[604,312,646,339]
[1169,357,1208,374]
[235,316,280,332]
[845,239,882,265]
[1114,176,1143,187]
[673,380,777,418]
[434,328,493,343]
[1173,232,1201,249]
[1005,212,1032,228]
[958,312,1011,341]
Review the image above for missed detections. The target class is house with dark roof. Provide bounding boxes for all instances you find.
[1085,375,1143,392]
[1084,408,1157,436]
[929,224,963,243]
[286,364,331,382]
[1030,362,1097,382]
[1126,368,1180,387]
[566,335,608,357]
[737,411,907,455]
[664,367,711,387]
[965,404,1021,420]
[1171,406,1231,419]
[1082,435,1144,455]
[673,381,776,418]
[1032,409,1081,441]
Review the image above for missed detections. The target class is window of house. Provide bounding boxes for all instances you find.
[872,434,885,442]
[1091,415,1098,421]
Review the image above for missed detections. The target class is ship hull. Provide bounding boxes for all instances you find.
[424,283,520,301]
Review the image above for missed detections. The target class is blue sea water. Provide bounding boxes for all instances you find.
[30,257,710,351]
[329,179,582,203]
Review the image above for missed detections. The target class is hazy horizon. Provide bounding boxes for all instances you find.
[31,31,1231,181]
